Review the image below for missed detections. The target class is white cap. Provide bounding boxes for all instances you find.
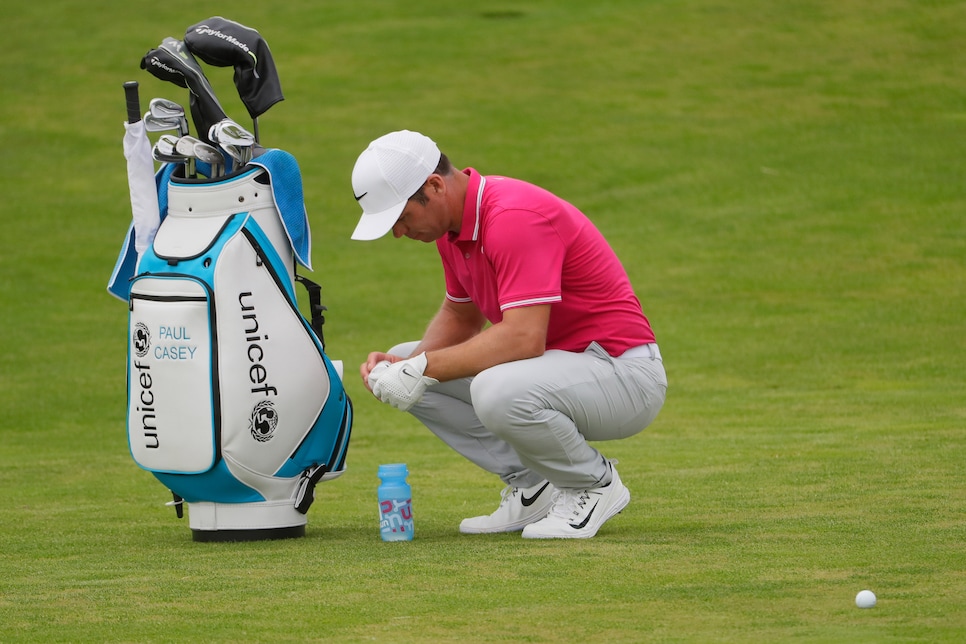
[350,130,442,240]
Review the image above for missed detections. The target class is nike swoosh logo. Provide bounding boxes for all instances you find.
[520,482,550,507]
[570,500,598,529]
[354,191,368,201]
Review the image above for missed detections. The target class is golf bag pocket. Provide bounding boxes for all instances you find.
[128,276,216,474]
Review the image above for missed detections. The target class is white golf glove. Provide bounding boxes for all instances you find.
[366,360,392,388]
[371,353,439,412]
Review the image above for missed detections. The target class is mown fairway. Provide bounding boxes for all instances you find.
[1,1,964,641]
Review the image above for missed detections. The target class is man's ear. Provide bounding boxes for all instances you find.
[427,173,445,195]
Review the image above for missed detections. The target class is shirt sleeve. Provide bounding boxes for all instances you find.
[486,208,565,310]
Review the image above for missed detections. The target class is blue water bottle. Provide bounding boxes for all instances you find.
[378,463,414,541]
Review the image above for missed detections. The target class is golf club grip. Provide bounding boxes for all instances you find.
[123,81,141,123]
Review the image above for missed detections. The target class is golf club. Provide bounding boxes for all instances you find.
[143,112,183,136]
[175,135,206,178]
[141,37,228,145]
[192,141,225,178]
[185,17,285,144]
[148,98,189,137]
[124,81,141,125]
[152,134,188,167]
[122,80,162,256]
[208,119,256,168]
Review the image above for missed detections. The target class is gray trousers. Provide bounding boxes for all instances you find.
[389,341,668,490]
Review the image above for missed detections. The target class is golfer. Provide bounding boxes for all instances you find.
[350,130,667,539]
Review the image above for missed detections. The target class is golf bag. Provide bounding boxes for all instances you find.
[120,155,352,541]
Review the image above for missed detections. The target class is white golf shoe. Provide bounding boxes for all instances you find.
[521,462,630,539]
[459,480,556,534]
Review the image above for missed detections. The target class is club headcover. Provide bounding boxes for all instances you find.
[141,37,227,144]
[185,17,284,120]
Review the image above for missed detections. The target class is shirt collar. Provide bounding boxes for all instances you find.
[451,167,485,243]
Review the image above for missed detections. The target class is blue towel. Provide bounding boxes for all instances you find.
[249,149,312,271]
[106,223,138,301]
[107,150,312,301]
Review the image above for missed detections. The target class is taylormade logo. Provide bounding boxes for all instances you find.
[192,25,259,73]
[193,26,251,53]
[145,56,182,78]
[239,292,278,442]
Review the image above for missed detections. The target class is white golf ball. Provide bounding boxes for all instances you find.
[855,590,877,608]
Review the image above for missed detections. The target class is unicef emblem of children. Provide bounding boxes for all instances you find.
[249,400,279,442]
[133,322,151,358]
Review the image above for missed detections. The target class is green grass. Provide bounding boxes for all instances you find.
[2,0,965,641]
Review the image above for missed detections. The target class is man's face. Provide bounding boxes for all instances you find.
[391,181,450,242]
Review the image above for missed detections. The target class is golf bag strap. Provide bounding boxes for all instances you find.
[294,464,330,514]
[295,273,327,351]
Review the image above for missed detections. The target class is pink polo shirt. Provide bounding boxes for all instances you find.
[436,168,655,357]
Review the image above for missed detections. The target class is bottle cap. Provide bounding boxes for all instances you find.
[378,463,409,478]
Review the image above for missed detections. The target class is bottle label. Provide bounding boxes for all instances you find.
[379,497,413,539]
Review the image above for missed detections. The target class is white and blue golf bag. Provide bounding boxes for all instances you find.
[110,150,352,541]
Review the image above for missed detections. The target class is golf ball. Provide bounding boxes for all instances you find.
[855,590,877,608]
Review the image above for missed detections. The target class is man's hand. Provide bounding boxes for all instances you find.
[371,352,439,411]
[366,360,393,389]
[361,352,398,392]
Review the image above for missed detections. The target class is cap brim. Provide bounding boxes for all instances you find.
[350,200,406,241]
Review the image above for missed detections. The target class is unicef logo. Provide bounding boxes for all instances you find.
[133,323,151,357]
[250,400,278,443]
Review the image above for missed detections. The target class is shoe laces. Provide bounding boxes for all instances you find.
[547,488,592,519]
[498,485,520,508]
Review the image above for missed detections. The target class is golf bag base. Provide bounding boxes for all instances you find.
[193,525,304,543]
[126,158,351,539]
[188,500,306,542]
